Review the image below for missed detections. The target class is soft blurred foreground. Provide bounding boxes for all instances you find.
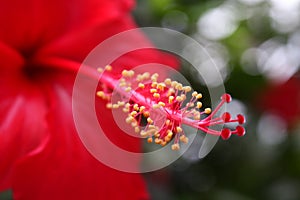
[134,0,300,199]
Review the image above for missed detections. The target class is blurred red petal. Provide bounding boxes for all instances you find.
[0,0,134,50]
[0,0,178,198]
[0,80,49,190]
[12,73,149,199]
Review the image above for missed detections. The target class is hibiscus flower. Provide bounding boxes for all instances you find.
[0,0,178,199]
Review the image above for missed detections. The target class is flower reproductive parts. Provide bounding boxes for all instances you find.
[96,65,246,150]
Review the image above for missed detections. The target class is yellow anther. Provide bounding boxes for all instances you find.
[160,141,167,147]
[142,72,150,79]
[133,104,139,111]
[125,87,131,92]
[151,82,157,88]
[204,108,212,114]
[112,104,119,109]
[164,78,172,85]
[106,103,112,109]
[125,103,130,108]
[143,111,150,118]
[194,113,200,120]
[171,81,178,88]
[196,93,202,99]
[171,81,177,87]
[151,77,157,82]
[158,102,165,107]
[176,96,183,102]
[136,74,143,82]
[175,83,183,90]
[97,68,103,73]
[186,102,194,107]
[169,96,174,104]
[119,82,126,87]
[131,121,138,127]
[117,101,125,106]
[121,70,128,77]
[150,88,157,93]
[152,73,159,77]
[171,143,180,151]
[196,102,202,109]
[130,111,137,117]
[165,119,171,126]
[180,135,189,144]
[157,83,166,91]
[147,117,153,124]
[176,127,183,133]
[167,88,175,96]
[105,65,112,71]
[154,132,160,138]
[126,116,134,124]
[147,138,153,143]
[149,129,157,135]
[122,108,129,113]
[138,83,145,89]
[164,136,171,142]
[139,106,145,112]
[128,70,134,77]
[153,93,160,98]
[180,94,186,101]
[140,130,148,137]
[192,91,198,97]
[151,73,159,81]
[167,130,173,138]
[134,127,140,133]
[148,125,157,129]
[96,91,105,98]
[183,86,192,93]
[155,138,162,144]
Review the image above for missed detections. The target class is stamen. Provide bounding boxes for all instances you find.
[105,65,112,71]
[95,66,246,150]
[171,144,180,151]
[204,108,212,114]
[138,83,145,89]
[164,78,172,85]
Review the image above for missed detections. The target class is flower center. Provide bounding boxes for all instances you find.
[20,49,48,82]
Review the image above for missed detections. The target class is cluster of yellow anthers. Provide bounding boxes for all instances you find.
[96,65,246,151]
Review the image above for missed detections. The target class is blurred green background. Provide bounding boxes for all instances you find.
[133,0,300,200]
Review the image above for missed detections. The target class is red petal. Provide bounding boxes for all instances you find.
[12,73,149,199]
[36,14,178,72]
[0,80,49,190]
[0,0,134,50]
[0,0,178,198]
